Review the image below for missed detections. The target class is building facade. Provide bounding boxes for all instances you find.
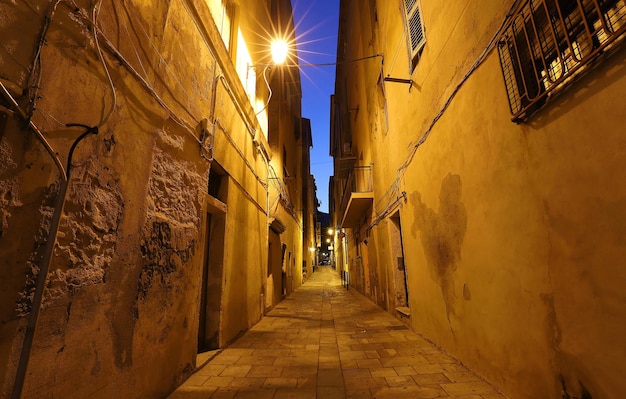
[0,0,311,397]
[330,0,626,398]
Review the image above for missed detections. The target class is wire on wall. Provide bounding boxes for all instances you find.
[25,0,62,124]
[92,0,117,128]
[267,164,303,231]
[365,0,526,233]
[119,0,203,122]
[0,82,66,178]
[76,10,202,143]
[255,65,273,116]
[214,118,267,189]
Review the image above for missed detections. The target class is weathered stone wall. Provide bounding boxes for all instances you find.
[0,0,272,397]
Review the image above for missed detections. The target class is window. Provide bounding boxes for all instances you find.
[403,0,426,72]
[498,0,626,122]
[208,163,228,202]
[208,0,236,50]
[283,145,289,178]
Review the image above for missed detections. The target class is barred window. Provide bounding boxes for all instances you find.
[403,0,426,72]
[498,0,626,122]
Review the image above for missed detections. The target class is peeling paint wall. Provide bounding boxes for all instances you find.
[333,0,626,398]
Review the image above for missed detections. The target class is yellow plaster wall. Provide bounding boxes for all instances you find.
[336,0,626,397]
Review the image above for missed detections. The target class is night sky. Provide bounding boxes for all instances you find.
[292,0,339,213]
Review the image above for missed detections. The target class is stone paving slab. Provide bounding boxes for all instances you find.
[168,267,507,399]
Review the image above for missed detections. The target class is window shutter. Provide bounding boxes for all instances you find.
[404,0,425,56]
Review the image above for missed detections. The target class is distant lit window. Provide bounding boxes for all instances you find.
[403,0,426,72]
[208,0,236,50]
[283,145,289,178]
[497,0,626,122]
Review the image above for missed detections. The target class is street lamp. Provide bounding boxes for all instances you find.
[326,227,337,269]
[271,39,289,64]
[309,246,318,272]
[254,39,290,117]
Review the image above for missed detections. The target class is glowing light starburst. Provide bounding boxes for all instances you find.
[247,0,339,91]
[271,39,289,64]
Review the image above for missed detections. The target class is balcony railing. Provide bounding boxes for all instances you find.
[340,166,373,227]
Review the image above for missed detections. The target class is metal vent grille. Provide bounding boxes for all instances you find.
[405,0,417,13]
[498,0,626,122]
[404,0,426,69]
[408,6,425,52]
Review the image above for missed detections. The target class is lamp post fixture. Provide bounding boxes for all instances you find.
[271,39,289,65]
[309,246,317,273]
[251,39,291,117]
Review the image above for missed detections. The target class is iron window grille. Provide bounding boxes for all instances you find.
[497,0,626,122]
[403,0,426,72]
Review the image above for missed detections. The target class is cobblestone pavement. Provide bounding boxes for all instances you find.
[168,266,507,399]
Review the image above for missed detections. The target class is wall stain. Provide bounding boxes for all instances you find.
[138,220,195,300]
[543,293,599,399]
[409,173,467,329]
[137,149,201,301]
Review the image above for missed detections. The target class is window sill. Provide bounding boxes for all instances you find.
[395,307,411,318]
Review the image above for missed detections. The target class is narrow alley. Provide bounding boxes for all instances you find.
[169,267,505,399]
[2,1,625,398]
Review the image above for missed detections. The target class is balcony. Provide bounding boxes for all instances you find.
[340,166,373,228]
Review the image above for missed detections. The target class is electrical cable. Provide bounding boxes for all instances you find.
[64,124,99,179]
[120,0,201,120]
[35,108,66,128]
[69,1,198,140]
[92,0,117,128]
[256,65,273,116]
[387,29,406,77]
[5,105,98,399]
[0,81,66,178]
[121,12,151,84]
[266,164,302,230]
[217,75,258,139]
[25,0,62,123]
[214,118,266,188]
[86,17,201,142]
[364,0,526,233]
[258,53,384,68]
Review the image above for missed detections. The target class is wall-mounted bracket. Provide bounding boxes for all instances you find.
[383,76,414,92]
[199,118,214,161]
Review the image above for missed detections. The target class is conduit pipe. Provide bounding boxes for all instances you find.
[2,82,99,399]
[10,125,98,399]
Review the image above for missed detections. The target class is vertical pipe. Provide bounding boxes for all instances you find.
[11,126,96,399]
[11,178,68,399]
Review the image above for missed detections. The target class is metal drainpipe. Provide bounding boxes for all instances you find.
[11,125,98,399]
[11,178,68,399]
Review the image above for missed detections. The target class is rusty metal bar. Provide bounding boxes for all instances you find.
[498,0,626,122]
